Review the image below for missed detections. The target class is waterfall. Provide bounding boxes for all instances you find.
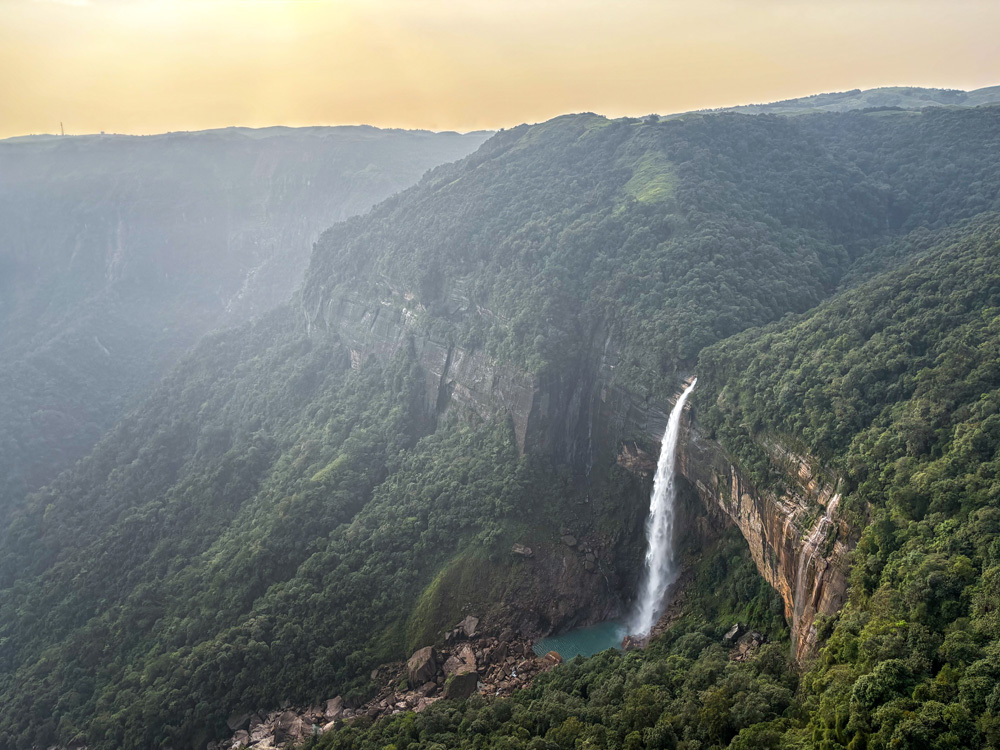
[628,378,697,637]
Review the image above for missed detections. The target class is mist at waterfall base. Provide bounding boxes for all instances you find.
[532,380,697,659]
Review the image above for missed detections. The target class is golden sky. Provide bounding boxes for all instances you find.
[1,0,998,138]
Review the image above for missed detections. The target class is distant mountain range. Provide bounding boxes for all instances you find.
[0,125,489,516]
[699,84,1000,115]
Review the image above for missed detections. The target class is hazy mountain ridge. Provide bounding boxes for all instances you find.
[700,84,1000,116]
[0,126,490,515]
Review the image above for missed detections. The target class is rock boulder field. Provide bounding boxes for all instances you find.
[216,617,563,749]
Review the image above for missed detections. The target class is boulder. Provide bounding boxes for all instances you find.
[723,623,746,646]
[415,696,440,713]
[621,634,646,651]
[226,711,252,732]
[231,730,250,749]
[407,646,437,685]
[490,641,508,664]
[443,654,473,676]
[461,615,480,638]
[730,631,766,662]
[561,534,577,547]
[511,543,533,557]
[250,723,271,743]
[458,642,477,669]
[539,651,563,670]
[444,671,479,700]
[324,696,344,720]
[419,681,438,697]
[273,710,312,744]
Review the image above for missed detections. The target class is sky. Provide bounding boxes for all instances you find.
[0,0,998,138]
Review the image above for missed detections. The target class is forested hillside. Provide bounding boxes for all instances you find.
[694,216,1000,748]
[305,105,1000,396]
[1,105,999,750]
[295,198,1000,750]
[0,126,489,519]
[707,84,1000,116]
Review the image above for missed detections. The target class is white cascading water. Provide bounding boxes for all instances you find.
[628,378,697,637]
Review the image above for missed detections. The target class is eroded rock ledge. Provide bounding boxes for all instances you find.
[677,422,852,661]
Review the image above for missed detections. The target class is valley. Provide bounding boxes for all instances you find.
[1,95,999,750]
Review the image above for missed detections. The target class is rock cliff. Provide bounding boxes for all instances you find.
[677,422,852,661]
[304,288,852,660]
[603,381,852,661]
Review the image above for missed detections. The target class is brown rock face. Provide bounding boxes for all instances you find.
[443,672,479,700]
[407,647,437,686]
[678,421,852,662]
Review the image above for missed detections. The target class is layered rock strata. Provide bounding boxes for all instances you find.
[677,422,852,661]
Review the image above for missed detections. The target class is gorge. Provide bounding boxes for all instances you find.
[2,100,1000,750]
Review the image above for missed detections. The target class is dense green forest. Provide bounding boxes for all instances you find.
[694,216,1000,748]
[288,199,1000,750]
[2,104,1000,750]
[305,105,1000,396]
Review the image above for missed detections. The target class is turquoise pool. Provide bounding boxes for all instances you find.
[532,620,627,660]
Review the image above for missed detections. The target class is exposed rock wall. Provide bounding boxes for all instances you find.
[305,292,540,448]
[677,421,851,661]
[615,407,852,660]
[303,289,851,661]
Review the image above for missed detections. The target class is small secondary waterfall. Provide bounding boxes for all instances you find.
[628,378,697,637]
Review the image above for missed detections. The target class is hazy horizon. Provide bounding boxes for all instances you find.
[2,0,998,140]
[5,82,999,140]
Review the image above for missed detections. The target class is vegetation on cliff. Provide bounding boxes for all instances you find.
[2,104,1000,750]
[696,216,1000,748]
[305,105,1000,396]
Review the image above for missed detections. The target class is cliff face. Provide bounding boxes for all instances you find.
[305,293,539,448]
[677,423,851,661]
[605,384,852,661]
[304,289,851,660]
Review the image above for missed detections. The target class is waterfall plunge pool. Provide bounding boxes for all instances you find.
[533,380,697,663]
[532,620,627,660]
